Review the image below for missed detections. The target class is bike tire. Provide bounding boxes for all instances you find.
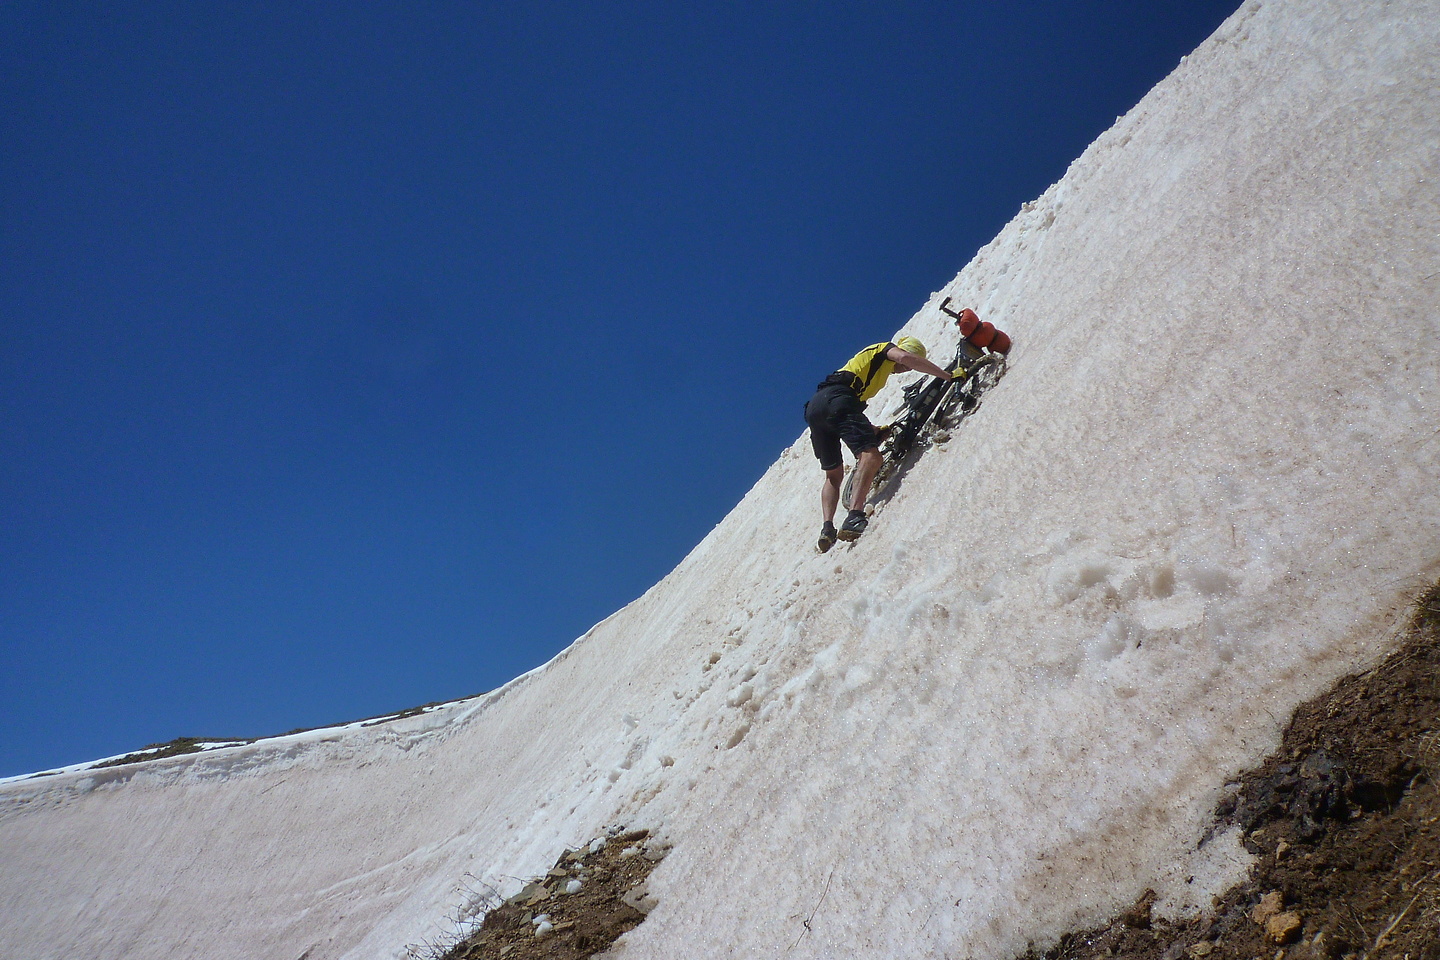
[839,428,913,512]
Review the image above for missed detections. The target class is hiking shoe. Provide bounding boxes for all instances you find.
[817,521,838,553]
[837,510,868,542]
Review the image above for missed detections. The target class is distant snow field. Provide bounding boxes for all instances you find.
[2,1,1438,958]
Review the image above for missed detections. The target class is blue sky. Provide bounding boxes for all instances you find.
[1,0,1240,778]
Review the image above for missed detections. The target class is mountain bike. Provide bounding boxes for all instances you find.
[840,338,1007,511]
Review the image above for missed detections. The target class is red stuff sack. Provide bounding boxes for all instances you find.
[954,307,1012,355]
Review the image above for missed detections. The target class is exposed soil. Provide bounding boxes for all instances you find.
[91,736,247,768]
[435,828,666,960]
[1023,582,1440,960]
[73,694,489,775]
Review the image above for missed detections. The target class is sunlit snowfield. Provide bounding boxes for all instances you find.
[2,2,1437,958]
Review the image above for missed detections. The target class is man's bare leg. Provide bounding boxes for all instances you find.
[816,465,846,552]
[821,465,845,524]
[848,448,882,512]
[837,447,882,541]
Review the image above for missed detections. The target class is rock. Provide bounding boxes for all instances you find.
[1252,890,1285,925]
[1275,840,1291,860]
[506,881,549,907]
[1266,910,1303,944]
[1187,941,1215,957]
[620,884,659,915]
[1121,889,1157,929]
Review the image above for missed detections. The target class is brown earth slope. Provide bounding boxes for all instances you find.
[432,828,666,960]
[1023,581,1440,960]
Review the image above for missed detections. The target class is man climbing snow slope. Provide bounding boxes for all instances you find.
[804,336,957,551]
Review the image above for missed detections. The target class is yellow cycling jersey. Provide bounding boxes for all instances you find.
[836,342,899,401]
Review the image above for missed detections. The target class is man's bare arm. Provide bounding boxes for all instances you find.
[886,346,955,380]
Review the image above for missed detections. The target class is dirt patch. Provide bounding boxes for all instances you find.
[77,694,491,774]
[91,736,250,768]
[435,828,666,960]
[1022,582,1440,960]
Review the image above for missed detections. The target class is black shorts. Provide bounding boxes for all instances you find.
[804,384,878,472]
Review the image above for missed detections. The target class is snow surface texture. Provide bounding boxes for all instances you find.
[3,2,1438,958]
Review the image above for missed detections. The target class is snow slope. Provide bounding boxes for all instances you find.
[2,1,1437,958]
